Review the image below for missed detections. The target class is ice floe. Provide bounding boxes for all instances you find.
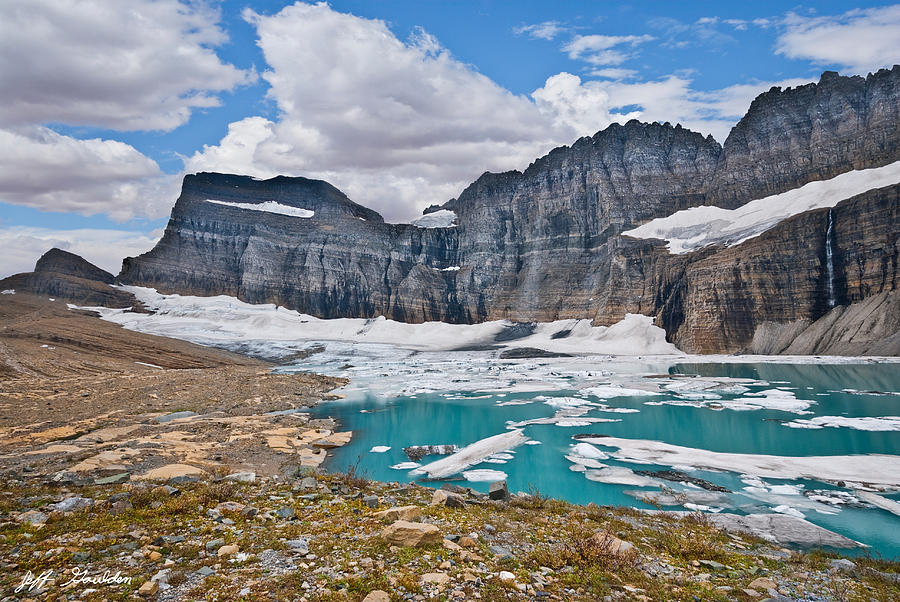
[783,416,900,431]
[414,429,528,479]
[462,469,508,482]
[583,466,659,487]
[854,491,900,517]
[580,385,660,398]
[205,199,314,218]
[390,462,421,470]
[581,436,900,488]
[369,446,391,453]
[646,388,814,414]
[622,161,900,254]
[572,443,609,460]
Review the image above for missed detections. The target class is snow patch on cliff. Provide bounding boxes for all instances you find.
[409,209,457,228]
[205,199,314,218]
[622,161,900,254]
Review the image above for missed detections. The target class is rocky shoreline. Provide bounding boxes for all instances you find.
[2,293,899,600]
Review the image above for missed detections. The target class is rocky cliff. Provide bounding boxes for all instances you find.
[120,68,900,354]
[0,248,137,308]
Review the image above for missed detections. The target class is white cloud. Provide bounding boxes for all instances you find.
[187,2,573,221]
[0,226,163,278]
[514,21,565,41]
[588,68,639,80]
[186,3,826,221]
[562,34,654,66]
[0,0,254,131]
[533,73,812,143]
[0,127,181,221]
[776,5,900,74]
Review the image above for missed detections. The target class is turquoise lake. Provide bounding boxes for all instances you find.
[284,354,900,558]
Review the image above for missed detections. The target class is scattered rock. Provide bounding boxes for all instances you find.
[499,570,516,582]
[138,464,208,481]
[381,520,442,547]
[52,496,94,512]
[362,495,379,508]
[362,591,391,602]
[591,531,636,557]
[372,505,421,522]
[216,501,246,513]
[431,489,466,508]
[152,485,180,497]
[205,538,225,551]
[488,480,509,501]
[94,472,130,485]
[421,572,451,586]
[217,544,239,557]
[224,471,256,483]
[299,476,317,491]
[110,500,133,514]
[196,566,215,577]
[830,558,856,572]
[286,539,309,555]
[18,510,48,525]
[748,577,778,590]
[138,580,159,597]
[275,506,295,519]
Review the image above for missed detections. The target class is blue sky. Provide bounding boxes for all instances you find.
[1,1,899,277]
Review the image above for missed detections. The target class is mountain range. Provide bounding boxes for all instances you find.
[5,68,899,355]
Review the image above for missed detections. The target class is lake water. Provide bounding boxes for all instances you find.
[279,349,900,558]
[81,290,900,558]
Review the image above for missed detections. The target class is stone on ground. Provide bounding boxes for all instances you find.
[381,520,442,547]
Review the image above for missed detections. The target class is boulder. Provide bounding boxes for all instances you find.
[381,520,442,547]
[488,480,508,501]
[372,505,421,522]
[431,489,466,508]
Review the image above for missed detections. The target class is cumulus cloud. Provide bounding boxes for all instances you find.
[0,226,162,278]
[514,21,565,41]
[0,0,254,131]
[562,34,654,66]
[187,2,572,221]
[0,127,181,221]
[533,73,811,143]
[776,5,900,74]
[186,3,820,221]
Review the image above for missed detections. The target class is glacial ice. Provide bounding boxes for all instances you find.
[205,199,314,218]
[783,416,900,431]
[584,436,900,488]
[409,209,457,228]
[623,161,900,254]
[414,429,528,479]
[462,469,508,481]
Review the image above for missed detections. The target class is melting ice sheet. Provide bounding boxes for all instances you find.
[582,436,900,489]
[623,161,900,254]
[85,287,680,356]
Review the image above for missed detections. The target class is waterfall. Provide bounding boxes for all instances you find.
[825,208,836,308]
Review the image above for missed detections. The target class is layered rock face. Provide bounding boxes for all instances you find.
[120,68,900,354]
[120,173,466,321]
[0,248,136,307]
[707,68,900,208]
